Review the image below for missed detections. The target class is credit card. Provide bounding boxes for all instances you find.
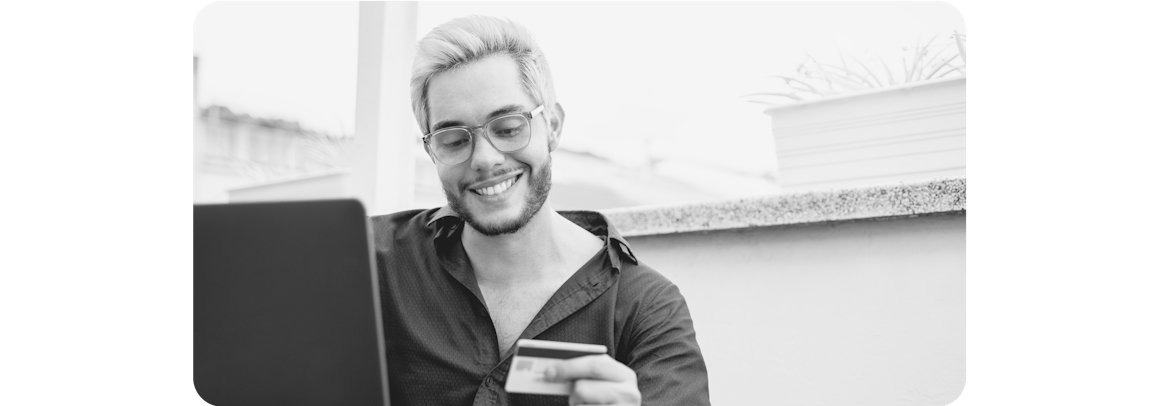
[504,339,608,395]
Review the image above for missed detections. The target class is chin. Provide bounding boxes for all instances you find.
[469,210,530,236]
[445,157,553,237]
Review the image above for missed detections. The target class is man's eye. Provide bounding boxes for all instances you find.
[489,116,528,139]
[492,123,525,138]
[436,132,470,150]
[442,138,469,149]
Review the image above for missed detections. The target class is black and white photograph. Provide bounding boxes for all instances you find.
[192,3,964,405]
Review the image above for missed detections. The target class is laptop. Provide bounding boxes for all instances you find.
[194,199,389,406]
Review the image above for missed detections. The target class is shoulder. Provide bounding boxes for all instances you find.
[369,207,437,234]
[612,258,703,368]
[615,260,686,312]
[368,207,444,249]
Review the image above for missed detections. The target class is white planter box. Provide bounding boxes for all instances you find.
[765,77,966,191]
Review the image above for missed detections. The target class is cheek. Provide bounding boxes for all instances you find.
[435,166,463,190]
[525,137,552,161]
[523,130,551,155]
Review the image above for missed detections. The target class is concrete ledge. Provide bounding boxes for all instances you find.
[600,178,966,237]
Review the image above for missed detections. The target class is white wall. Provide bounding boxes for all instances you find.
[626,214,965,406]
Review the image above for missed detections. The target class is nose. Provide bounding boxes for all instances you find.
[468,129,505,171]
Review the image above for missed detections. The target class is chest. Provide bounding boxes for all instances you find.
[479,283,559,354]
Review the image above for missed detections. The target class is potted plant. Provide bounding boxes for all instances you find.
[747,32,967,192]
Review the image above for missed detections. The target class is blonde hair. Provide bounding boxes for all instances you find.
[410,15,557,134]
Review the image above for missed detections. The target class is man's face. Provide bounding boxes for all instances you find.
[426,55,557,236]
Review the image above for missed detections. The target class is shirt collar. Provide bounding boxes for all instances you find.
[426,205,639,266]
[426,205,458,227]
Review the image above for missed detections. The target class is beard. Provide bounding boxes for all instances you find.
[445,155,552,237]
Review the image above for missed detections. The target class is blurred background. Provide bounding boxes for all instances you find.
[193,1,966,214]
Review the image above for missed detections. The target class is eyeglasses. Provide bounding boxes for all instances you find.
[422,105,545,166]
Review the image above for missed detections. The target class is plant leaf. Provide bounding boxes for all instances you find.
[934,64,965,78]
[818,62,876,88]
[954,29,967,65]
[924,54,960,80]
[920,46,950,77]
[854,55,885,87]
[769,76,823,95]
[877,53,897,86]
[818,66,869,92]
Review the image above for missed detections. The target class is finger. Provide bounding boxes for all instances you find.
[570,378,640,405]
[547,354,635,383]
[568,379,617,405]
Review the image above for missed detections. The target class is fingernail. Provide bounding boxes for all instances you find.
[544,367,557,380]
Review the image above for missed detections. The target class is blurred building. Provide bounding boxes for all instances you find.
[193,103,781,209]
[193,105,354,203]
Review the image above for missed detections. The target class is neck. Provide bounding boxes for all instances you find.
[461,204,592,286]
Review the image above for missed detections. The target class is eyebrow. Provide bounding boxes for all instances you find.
[430,104,526,132]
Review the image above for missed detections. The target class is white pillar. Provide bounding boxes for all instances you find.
[193,54,205,203]
[353,1,417,216]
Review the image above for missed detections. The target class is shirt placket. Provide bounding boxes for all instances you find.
[434,224,509,404]
[472,357,512,405]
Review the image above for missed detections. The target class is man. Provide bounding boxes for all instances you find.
[371,15,709,406]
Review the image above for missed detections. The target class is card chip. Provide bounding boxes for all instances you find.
[515,359,533,371]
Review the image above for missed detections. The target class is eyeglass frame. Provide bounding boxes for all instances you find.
[421,105,546,166]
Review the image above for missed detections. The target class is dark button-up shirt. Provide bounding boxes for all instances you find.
[370,207,710,406]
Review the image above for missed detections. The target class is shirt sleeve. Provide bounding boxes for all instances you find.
[623,282,711,406]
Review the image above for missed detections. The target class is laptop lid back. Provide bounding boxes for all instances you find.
[194,199,388,406]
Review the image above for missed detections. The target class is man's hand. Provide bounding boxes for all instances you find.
[544,354,641,406]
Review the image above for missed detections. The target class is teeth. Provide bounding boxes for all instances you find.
[474,176,517,196]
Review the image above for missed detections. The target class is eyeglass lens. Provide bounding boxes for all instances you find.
[430,115,531,165]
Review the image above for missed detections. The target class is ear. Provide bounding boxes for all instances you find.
[546,102,565,152]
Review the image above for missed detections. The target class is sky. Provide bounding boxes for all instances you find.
[194,1,966,176]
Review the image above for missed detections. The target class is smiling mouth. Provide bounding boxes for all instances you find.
[470,174,521,196]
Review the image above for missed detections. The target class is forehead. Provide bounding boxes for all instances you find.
[427,54,535,124]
